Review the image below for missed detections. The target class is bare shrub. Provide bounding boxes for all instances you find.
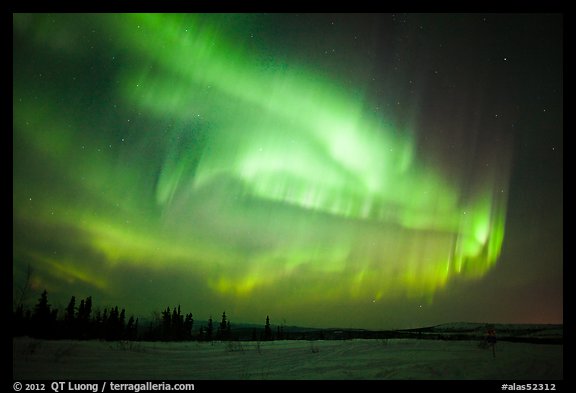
[309,341,320,353]
[53,343,76,363]
[225,341,244,353]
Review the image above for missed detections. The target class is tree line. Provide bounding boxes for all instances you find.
[13,289,281,342]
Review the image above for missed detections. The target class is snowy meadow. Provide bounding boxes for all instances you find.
[13,337,562,380]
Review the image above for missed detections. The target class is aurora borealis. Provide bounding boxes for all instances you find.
[13,13,563,329]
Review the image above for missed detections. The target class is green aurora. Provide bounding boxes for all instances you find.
[13,14,561,329]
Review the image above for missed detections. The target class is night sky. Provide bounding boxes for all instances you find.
[13,13,562,329]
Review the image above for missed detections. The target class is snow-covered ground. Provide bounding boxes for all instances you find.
[13,337,562,380]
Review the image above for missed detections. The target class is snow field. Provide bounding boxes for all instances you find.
[13,337,562,380]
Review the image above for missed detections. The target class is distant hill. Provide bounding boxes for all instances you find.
[225,321,563,344]
[134,317,562,344]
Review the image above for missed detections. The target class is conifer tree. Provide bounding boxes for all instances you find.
[126,316,136,340]
[32,290,55,338]
[83,296,92,319]
[207,316,213,341]
[184,313,194,339]
[264,315,272,341]
[65,296,76,337]
[119,308,126,337]
[218,312,228,340]
[162,307,171,340]
[77,296,93,339]
[78,299,85,320]
[65,296,76,323]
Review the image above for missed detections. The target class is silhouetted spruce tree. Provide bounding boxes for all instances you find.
[217,312,228,340]
[171,307,178,339]
[65,296,76,322]
[105,307,116,340]
[171,305,185,340]
[206,316,213,341]
[33,290,50,322]
[92,308,102,339]
[119,308,126,338]
[77,303,126,341]
[85,296,92,316]
[50,308,58,337]
[112,307,119,331]
[101,308,109,340]
[77,296,92,339]
[126,316,137,340]
[184,313,194,339]
[264,315,272,341]
[78,299,85,322]
[162,307,171,340]
[105,306,122,341]
[32,290,56,338]
[65,296,76,337]
[145,311,162,340]
[158,305,185,340]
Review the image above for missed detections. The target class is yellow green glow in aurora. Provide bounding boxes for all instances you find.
[13,14,516,328]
